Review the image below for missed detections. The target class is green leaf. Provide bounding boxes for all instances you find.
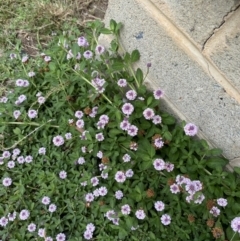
[131,49,140,62]
[13,127,21,135]
[207,148,223,156]
[162,114,175,125]
[147,96,153,106]
[206,157,228,170]
[136,68,143,85]
[111,61,125,71]
[49,62,56,71]
[110,19,117,31]
[234,166,240,175]
[100,28,112,34]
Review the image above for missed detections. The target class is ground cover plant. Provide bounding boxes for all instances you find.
[1,19,240,241]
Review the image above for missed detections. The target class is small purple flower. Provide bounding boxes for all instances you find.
[0,217,8,227]
[210,206,220,217]
[0,96,8,103]
[126,90,137,100]
[38,147,46,155]
[83,50,93,59]
[78,36,89,47]
[25,155,33,163]
[46,237,53,241]
[117,79,127,87]
[2,177,12,187]
[18,94,27,103]
[121,204,131,215]
[38,96,46,105]
[153,89,164,99]
[127,125,138,137]
[75,110,84,119]
[28,71,35,77]
[165,162,174,172]
[95,45,105,55]
[38,228,45,237]
[115,171,126,183]
[135,210,146,220]
[101,172,108,179]
[67,49,74,59]
[217,198,228,207]
[49,204,57,213]
[19,209,30,220]
[184,123,198,136]
[91,177,99,187]
[154,201,165,211]
[152,115,162,124]
[7,161,15,169]
[2,151,11,159]
[143,108,155,120]
[153,158,165,171]
[56,233,66,241]
[147,63,152,68]
[53,135,64,146]
[76,119,84,129]
[12,148,21,156]
[65,132,72,140]
[96,133,104,142]
[10,53,17,59]
[115,190,124,200]
[84,230,93,240]
[17,155,25,164]
[99,115,109,124]
[123,154,131,162]
[28,109,38,119]
[59,171,67,179]
[98,186,108,196]
[194,194,205,204]
[97,151,103,159]
[125,169,134,178]
[122,103,134,116]
[185,181,198,195]
[16,79,24,87]
[44,56,51,62]
[22,55,28,63]
[13,110,21,119]
[42,196,50,205]
[85,193,94,202]
[105,210,117,221]
[154,138,164,148]
[28,223,36,232]
[170,184,180,194]
[120,119,130,131]
[161,214,171,225]
[76,52,81,60]
[8,211,16,221]
[86,223,95,232]
[231,217,240,233]
[77,157,85,165]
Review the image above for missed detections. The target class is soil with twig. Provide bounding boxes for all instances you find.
[17,0,109,56]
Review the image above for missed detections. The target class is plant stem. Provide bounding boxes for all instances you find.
[230,232,237,241]
[1,119,57,150]
[1,121,59,128]
[203,168,212,176]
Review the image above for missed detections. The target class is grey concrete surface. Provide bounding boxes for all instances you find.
[204,7,240,92]
[151,0,240,48]
[102,0,240,161]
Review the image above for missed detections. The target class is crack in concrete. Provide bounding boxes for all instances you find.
[202,3,240,51]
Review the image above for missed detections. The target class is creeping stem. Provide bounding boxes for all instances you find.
[0,119,58,150]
